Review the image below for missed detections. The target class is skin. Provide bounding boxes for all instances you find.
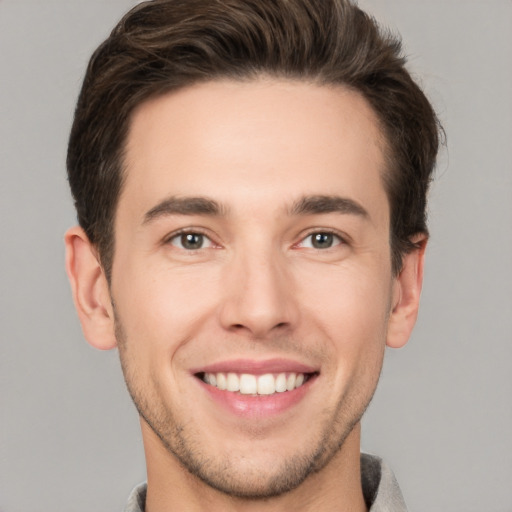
[65,79,426,512]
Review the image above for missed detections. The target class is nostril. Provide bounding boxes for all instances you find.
[229,321,289,335]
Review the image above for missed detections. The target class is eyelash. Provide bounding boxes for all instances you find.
[164,229,216,251]
[296,230,346,250]
[164,228,347,251]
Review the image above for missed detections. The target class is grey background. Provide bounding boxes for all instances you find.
[1,0,510,511]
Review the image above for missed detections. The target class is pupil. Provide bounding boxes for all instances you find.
[313,233,333,249]
[182,233,203,249]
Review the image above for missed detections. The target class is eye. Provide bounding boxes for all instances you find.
[169,232,214,250]
[299,231,343,249]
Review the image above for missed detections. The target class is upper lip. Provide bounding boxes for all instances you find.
[191,358,318,375]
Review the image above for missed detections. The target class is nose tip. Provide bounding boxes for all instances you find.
[218,254,298,339]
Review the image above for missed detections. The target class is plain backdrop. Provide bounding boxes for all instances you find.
[1,1,511,511]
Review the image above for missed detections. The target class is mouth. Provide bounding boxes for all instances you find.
[191,359,319,417]
[196,371,316,396]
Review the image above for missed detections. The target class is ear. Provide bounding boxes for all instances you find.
[386,235,427,349]
[64,226,117,350]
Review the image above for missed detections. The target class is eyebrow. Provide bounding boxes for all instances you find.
[289,195,369,218]
[143,196,227,224]
[143,193,369,225]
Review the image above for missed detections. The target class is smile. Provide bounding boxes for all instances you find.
[200,372,310,395]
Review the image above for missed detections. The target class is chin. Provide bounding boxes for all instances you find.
[138,396,363,500]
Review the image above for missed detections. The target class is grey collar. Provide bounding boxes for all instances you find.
[124,453,407,512]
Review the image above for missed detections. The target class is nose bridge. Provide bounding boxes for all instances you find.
[219,239,297,337]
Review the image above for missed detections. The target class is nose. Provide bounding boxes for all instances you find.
[218,248,299,339]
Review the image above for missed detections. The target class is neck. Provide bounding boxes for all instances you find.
[142,420,367,512]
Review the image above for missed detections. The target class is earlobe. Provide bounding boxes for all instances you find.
[64,226,117,350]
[386,235,427,349]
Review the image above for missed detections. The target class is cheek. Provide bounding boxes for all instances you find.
[297,261,392,372]
[302,260,391,331]
[112,260,222,354]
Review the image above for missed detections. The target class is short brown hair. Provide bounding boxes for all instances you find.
[67,0,441,279]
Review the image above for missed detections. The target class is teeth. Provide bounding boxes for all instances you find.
[226,372,240,392]
[275,373,287,392]
[286,373,296,391]
[257,374,275,395]
[240,374,257,394]
[216,373,227,390]
[202,372,308,395]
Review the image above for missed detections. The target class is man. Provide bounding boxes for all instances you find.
[64,0,440,510]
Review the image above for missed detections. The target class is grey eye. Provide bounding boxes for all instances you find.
[170,232,212,250]
[300,232,342,249]
[311,232,334,249]
[182,233,204,249]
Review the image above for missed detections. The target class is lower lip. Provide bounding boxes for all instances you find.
[198,376,316,419]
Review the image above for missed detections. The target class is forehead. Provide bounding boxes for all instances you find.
[121,79,388,223]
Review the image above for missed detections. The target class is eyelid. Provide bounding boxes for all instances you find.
[295,228,349,249]
[161,227,349,250]
[163,227,218,249]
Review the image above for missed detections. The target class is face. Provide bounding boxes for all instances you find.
[111,79,397,498]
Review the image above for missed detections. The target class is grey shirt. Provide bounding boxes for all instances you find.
[124,453,407,511]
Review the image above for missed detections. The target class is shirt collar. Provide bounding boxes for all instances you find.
[124,453,407,512]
